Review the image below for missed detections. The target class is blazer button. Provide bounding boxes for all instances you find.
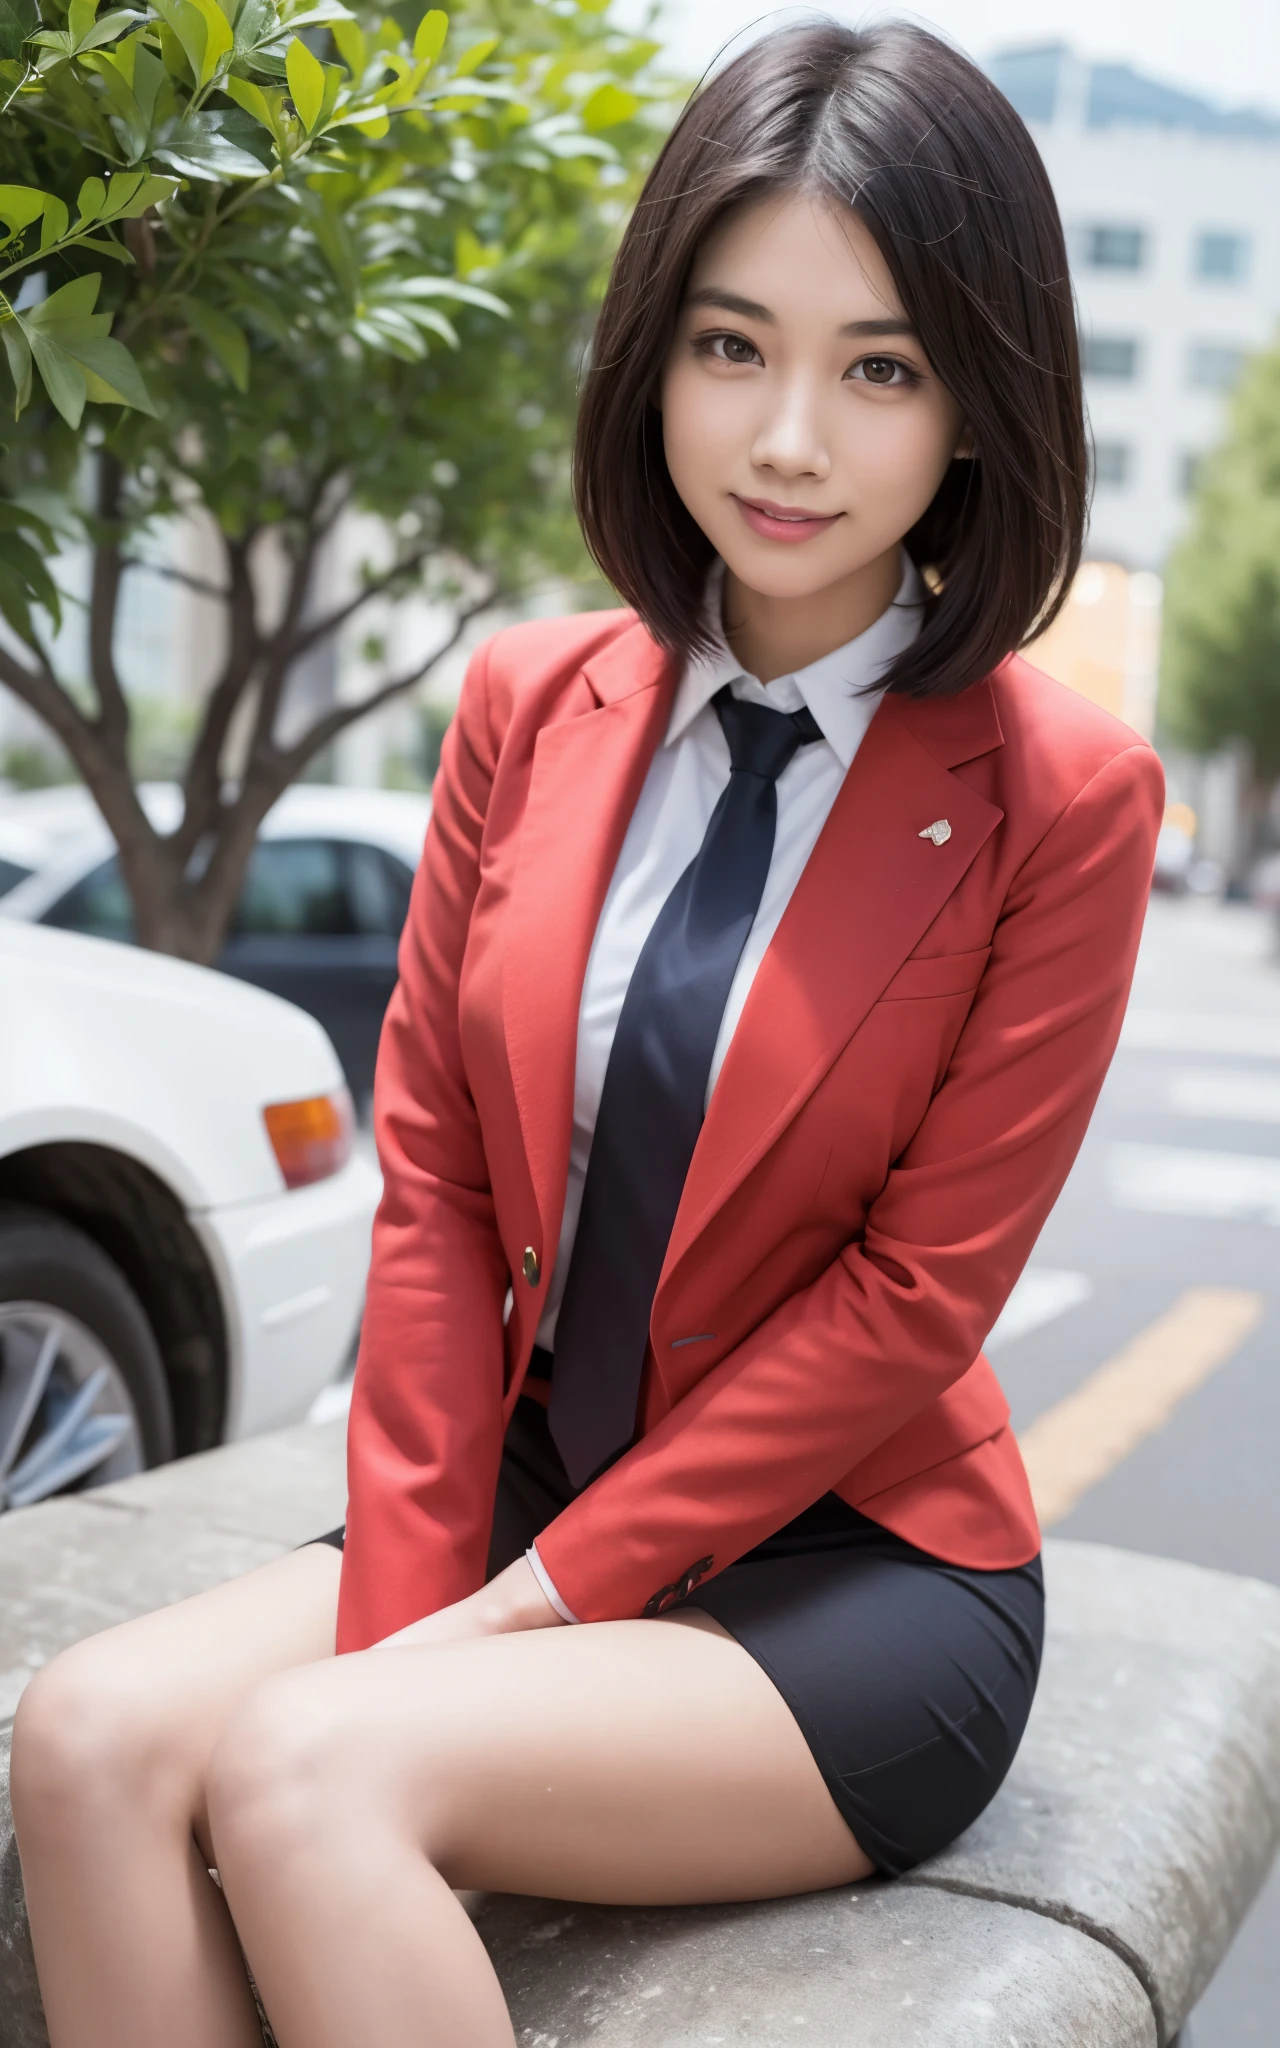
[522,1246,541,1286]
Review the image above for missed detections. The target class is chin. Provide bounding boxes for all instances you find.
[719,547,860,601]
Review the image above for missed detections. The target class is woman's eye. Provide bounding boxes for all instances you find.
[851,356,913,387]
[698,333,761,367]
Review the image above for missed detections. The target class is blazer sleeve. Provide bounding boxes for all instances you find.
[532,741,1165,1623]
[336,636,511,1654]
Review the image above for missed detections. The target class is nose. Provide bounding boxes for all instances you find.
[749,371,831,483]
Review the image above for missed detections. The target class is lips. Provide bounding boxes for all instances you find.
[733,495,844,545]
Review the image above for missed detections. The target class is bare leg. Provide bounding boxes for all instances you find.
[208,1609,874,2048]
[10,1542,342,2048]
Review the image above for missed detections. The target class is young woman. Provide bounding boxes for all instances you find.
[12,20,1162,2048]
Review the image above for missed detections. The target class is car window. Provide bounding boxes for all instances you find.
[0,857,33,899]
[379,849,415,933]
[230,838,357,937]
[346,842,415,937]
[42,857,136,940]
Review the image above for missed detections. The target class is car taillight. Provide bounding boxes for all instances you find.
[263,1090,354,1189]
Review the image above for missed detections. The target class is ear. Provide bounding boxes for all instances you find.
[953,423,978,460]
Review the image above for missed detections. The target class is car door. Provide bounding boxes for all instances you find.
[216,838,411,1111]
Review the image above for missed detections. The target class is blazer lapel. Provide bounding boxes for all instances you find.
[662,680,1006,1283]
[503,622,677,1259]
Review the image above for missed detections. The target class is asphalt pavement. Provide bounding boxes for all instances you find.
[990,890,1280,2045]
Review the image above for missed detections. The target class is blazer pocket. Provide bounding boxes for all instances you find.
[877,946,992,1002]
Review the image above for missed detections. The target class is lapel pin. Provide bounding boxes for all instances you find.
[919,818,952,846]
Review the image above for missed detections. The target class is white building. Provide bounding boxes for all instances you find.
[988,44,1280,570]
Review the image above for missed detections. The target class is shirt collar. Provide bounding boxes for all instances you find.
[665,551,926,770]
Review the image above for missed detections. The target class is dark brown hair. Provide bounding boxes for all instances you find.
[572,19,1086,698]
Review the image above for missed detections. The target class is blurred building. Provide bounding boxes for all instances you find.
[989,44,1280,570]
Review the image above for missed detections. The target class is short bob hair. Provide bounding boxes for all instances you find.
[573,20,1087,699]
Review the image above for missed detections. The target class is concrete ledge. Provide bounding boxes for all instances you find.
[0,1420,1277,2046]
[474,1884,1158,2047]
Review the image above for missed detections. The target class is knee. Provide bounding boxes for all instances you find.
[205,1669,350,1870]
[11,1641,163,1837]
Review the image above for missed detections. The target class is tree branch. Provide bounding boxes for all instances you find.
[174,532,261,860]
[121,557,231,604]
[87,451,130,757]
[276,585,501,780]
[280,540,437,666]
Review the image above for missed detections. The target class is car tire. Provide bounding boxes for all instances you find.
[0,1205,174,1508]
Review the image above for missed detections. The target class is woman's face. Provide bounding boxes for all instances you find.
[659,191,969,607]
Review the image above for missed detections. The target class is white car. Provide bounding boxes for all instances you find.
[0,782,432,1110]
[0,919,380,1510]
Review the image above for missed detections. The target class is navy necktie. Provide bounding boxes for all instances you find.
[548,685,824,1486]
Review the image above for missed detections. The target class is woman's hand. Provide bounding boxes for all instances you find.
[372,1555,566,1652]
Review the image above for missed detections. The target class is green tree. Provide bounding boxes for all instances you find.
[1162,344,1280,839]
[0,0,666,956]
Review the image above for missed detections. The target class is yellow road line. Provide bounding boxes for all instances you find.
[1018,1286,1265,1529]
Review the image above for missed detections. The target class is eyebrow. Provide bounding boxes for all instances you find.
[683,287,918,341]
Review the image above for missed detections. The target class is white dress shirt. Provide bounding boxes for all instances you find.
[524,552,925,1623]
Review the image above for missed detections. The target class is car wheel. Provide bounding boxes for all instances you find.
[0,1206,174,1511]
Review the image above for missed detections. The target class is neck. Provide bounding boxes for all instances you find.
[721,546,904,685]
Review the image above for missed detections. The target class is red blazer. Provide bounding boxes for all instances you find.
[336,609,1163,1651]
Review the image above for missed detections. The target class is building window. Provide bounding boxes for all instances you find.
[1091,441,1133,488]
[1081,335,1140,380]
[1188,343,1249,391]
[1194,231,1250,282]
[1084,224,1146,271]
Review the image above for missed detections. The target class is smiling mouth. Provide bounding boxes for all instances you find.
[732,495,844,543]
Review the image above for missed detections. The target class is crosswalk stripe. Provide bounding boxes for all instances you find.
[1107,1142,1280,1225]
[1019,1287,1265,1529]
[1121,1011,1280,1060]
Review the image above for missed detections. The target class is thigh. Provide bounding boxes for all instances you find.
[235,1610,874,1904]
[691,1546,1045,1875]
[16,1542,341,1854]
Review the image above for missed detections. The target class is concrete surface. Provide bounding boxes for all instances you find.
[903,1543,1280,2044]
[475,1883,1158,2047]
[1,1418,1278,2046]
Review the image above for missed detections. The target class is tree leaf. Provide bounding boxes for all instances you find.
[75,175,107,224]
[154,109,274,178]
[71,335,158,412]
[285,33,325,129]
[181,294,249,390]
[0,0,37,63]
[74,8,146,53]
[329,14,363,74]
[24,273,103,324]
[101,170,178,219]
[581,81,640,131]
[67,0,99,48]
[39,195,70,249]
[185,0,232,83]
[1,320,33,416]
[394,274,508,318]
[222,73,277,130]
[22,329,89,427]
[453,33,496,77]
[0,186,48,237]
[411,7,445,65]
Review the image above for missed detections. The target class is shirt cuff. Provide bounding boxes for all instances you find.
[525,1542,582,1624]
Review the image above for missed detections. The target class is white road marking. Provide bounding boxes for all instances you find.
[1108,1142,1280,1225]
[1168,1067,1280,1124]
[986,1270,1093,1350]
[1121,1011,1280,1060]
[1019,1287,1265,1528]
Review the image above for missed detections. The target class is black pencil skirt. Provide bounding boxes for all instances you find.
[314,1392,1043,1877]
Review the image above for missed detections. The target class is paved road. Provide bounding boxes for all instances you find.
[991,891,1280,2045]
